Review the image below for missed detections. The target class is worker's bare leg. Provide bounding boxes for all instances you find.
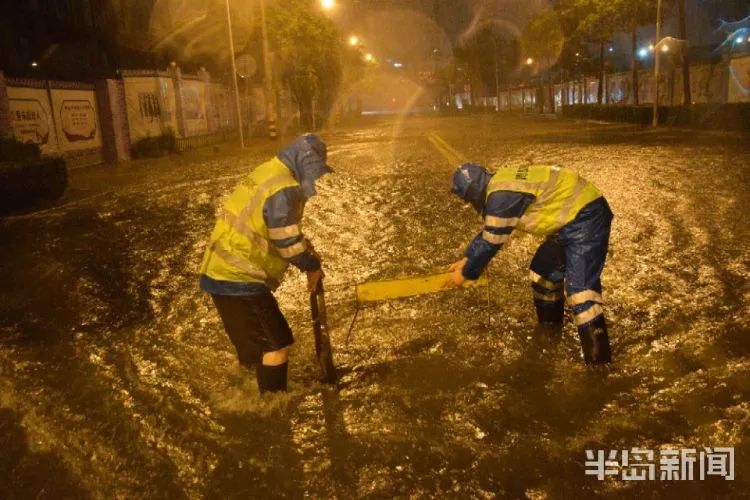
[262,347,289,366]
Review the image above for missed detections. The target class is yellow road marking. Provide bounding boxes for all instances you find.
[427,132,464,166]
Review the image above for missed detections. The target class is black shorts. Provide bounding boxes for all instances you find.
[211,292,294,366]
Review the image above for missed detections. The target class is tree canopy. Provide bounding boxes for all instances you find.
[268,0,345,128]
[521,8,565,69]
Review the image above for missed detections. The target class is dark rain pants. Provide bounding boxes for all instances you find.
[529,197,613,328]
[211,292,294,367]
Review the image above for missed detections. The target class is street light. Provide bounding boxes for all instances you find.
[526,57,534,65]
[224,0,245,148]
[348,35,359,47]
[364,53,374,62]
[321,0,334,10]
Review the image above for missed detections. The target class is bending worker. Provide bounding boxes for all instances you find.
[446,163,614,364]
[199,134,332,393]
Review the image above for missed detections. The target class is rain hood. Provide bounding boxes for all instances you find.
[452,163,491,214]
[277,134,333,199]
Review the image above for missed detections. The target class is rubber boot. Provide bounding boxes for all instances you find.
[256,362,288,393]
[577,317,611,365]
[534,299,564,324]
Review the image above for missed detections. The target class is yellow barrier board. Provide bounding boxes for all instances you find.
[356,272,487,303]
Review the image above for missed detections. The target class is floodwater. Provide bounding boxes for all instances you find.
[1,115,748,498]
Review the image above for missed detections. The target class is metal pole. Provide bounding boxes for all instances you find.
[260,0,278,139]
[493,41,500,112]
[652,0,662,127]
[224,0,245,148]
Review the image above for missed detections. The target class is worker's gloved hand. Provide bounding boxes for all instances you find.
[307,268,325,293]
[305,238,321,261]
[444,258,468,288]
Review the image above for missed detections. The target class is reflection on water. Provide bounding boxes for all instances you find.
[0,115,748,497]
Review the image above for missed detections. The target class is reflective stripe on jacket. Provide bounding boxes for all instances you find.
[200,158,302,290]
[486,165,602,236]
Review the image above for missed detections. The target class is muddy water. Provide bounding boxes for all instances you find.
[0,115,748,498]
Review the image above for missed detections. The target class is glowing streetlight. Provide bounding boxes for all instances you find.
[525,57,534,65]
[348,35,359,47]
[30,61,38,68]
[320,0,334,10]
[638,48,649,58]
[737,36,745,44]
[649,43,655,52]
[364,53,374,62]
[661,44,669,52]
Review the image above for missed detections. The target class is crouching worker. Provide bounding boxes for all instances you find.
[199,134,332,392]
[446,163,614,364]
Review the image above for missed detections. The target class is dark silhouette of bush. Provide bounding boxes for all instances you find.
[0,158,68,214]
[562,103,750,130]
[130,129,177,158]
[0,137,42,162]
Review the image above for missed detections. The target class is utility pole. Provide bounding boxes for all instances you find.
[224,0,245,148]
[652,0,663,127]
[677,0,691,107]
[260,0,278,139]
[432,0,441,110]
[493,38,501,111]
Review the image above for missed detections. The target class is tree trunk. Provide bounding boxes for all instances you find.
[597,42,604,104]
[582,76,587,104]
[548,72,555,113]
[494,49,500,111]
[632,26,640,105]
[677,0,691,106]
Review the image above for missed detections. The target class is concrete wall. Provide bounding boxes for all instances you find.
[0,65,253,165]
[4,78,102,165]
[96,79,131,163]
[487,56,748,112]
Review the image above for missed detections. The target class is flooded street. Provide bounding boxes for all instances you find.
[1,114,748,498]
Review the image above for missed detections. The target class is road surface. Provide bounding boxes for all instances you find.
[1,114,748,498]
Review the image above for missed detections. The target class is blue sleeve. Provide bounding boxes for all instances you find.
[462,191,534,280]
[263,186,321,272]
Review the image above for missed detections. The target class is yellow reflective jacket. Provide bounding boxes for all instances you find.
[486,165,602,236]
[200,158,300,290]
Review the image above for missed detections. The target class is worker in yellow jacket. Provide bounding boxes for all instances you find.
[447,163,613,364]
[199,134,332,392]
